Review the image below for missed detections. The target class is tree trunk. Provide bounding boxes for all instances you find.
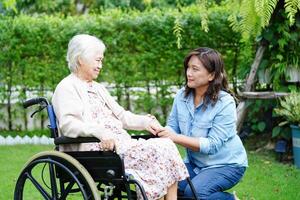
[159,84,168,122]
[7,65,13,131]
[232,45,240,93]
[146,80,152,113]
[7,89,12,130]
[116,83,122,103]
[125,84,131,110]
[22,87,28,130]
[21,67,28,130]
[236,44,266,132]
[39,82,45,129]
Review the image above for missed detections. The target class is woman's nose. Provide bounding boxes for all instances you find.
[186,69,192,77]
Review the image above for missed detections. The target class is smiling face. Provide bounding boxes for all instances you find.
[186,55,215,90]
[77,48,104,82]
[183,47,229,105]
[67,34,106,81]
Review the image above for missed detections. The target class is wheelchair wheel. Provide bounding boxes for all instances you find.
[14,151,100,200]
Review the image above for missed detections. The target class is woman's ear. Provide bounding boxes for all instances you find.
[78,56,84,66]
[208,72,215,81]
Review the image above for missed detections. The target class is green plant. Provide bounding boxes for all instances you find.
[271,125,291,139]
[0,5,250,131]
[244,99,275,135]
[228,0,300,40]
[274,93,300,126]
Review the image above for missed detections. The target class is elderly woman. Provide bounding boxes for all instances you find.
[52,34,188,200]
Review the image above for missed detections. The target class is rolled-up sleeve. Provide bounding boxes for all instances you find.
[199,97,237,155]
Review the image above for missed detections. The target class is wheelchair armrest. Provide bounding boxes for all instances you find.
[55,134,156,145]
[54,136,100,145]
[131,134,157,140]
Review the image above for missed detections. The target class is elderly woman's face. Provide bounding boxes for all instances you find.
[78,49,104,82]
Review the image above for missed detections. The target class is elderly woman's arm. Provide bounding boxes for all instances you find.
[100,85,162,133]
[52,83,112,140]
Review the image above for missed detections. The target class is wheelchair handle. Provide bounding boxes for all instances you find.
[23,97,49,108]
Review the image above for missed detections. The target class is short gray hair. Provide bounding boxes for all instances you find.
[66,34,106,72]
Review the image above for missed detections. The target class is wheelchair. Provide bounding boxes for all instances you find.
[14,97,198,200]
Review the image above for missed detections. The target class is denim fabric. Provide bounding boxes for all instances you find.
[179,162,246,200]
[166,88,248,169]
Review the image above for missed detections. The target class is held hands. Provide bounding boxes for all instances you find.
[145,114,177,141]
[145,114,164,135]
[156,127,177,141]
[99,139,115,151]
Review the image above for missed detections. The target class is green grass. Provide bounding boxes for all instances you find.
[231,150,300,199]
[1,145,300,199]
[0,145,54,199]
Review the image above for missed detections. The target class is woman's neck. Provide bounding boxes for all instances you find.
[74,72,92,83]
[194,85,208,98]
[194,86,208,107]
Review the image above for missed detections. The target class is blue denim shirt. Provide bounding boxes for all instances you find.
[167,88,248,169]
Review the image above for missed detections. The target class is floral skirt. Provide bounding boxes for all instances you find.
[119,138,189,200]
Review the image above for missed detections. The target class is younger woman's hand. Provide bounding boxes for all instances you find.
[156,127,177,141]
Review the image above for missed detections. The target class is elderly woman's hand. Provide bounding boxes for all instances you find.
[146,114,163,135]
[99,139,115,151]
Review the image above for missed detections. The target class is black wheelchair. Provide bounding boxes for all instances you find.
[14,97,198,200]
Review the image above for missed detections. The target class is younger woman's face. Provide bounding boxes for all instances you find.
[186,55,214,89]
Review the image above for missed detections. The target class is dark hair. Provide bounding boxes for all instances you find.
[183,47,231,107]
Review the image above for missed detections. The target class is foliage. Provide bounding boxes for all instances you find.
[227,0,300,92]
[228,0,300,40]
[196,0,209,32]
[274,93,300,126]
[271,124,291,139]
[285,0,300,25]
[244,99,274,135]
[0,5,250,130]
[0,0,201,15]
[0,0,16,14]
[260,9,300,90]
[173,17,184,49]
[225,0,299,138]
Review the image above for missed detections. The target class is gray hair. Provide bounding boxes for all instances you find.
[66,34,106,72]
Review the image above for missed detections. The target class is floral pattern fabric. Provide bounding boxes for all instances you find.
[86,83,189,200]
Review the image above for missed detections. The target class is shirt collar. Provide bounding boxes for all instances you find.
[179,91,196,117]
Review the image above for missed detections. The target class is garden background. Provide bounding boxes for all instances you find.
[0,0,300,199]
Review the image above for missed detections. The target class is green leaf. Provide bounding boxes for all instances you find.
[272,126,281,137]
[257,121,266,132]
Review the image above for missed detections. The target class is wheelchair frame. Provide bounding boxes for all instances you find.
[14,97,198,200]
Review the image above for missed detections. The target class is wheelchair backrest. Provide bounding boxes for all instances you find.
[46,105,59,138]
[23,97,58,138]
